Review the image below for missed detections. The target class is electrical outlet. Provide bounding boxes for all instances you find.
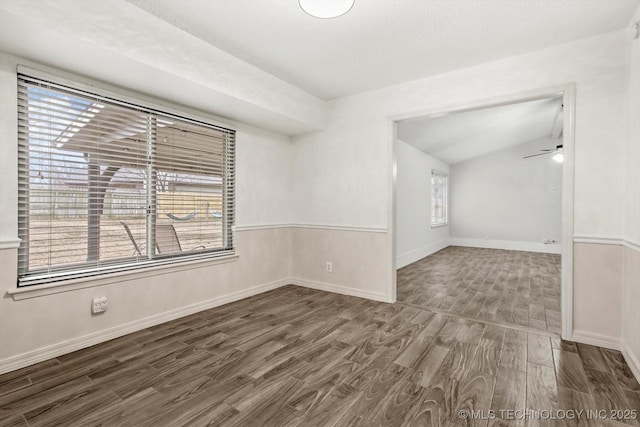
[92,296,108,314]
[326,261,333,273]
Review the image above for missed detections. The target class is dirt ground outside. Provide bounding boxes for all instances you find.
[25,217,223,271]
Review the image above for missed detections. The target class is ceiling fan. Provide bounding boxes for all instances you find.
[523,144,563,159]
[523,101,564,162]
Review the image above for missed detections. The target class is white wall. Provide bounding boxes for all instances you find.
[622,4,640,381]
[449,137,562,254]
[0,13,637,379]
[0,51,295,372]
[291,29,628,341]
[395,139,450,268]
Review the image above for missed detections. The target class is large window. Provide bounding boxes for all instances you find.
[431,170,448,227]
[17,74,235,286]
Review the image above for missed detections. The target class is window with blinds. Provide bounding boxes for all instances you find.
[17,74,235,286]
[431,170,448,227]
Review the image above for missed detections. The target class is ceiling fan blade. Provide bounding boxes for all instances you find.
[523,152,553,159]
[538,144,563,153]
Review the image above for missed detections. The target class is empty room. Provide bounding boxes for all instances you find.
[0,1,640,426]
[396,95,565,332]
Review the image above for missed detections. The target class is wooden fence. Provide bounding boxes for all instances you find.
[28,189,222,219]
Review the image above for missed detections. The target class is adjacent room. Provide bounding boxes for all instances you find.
[395,95,564,334]
[1,0,640,425]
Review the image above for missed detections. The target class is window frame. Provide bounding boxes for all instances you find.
[430,169,448,228]
[16,71,236,287]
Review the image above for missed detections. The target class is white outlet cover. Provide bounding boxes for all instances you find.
[92,296,108,314]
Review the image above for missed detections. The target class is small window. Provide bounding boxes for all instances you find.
[17,74,235,286]
[431,170,448,227]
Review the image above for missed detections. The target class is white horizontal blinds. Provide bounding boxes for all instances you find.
[431,170,448,226]
[17,74,235,285]
[223,129,235,251]
[153,116,231,257]
[18,77,150,277]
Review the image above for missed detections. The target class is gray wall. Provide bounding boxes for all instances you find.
[450,137,562,249]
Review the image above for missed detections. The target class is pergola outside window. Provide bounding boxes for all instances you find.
[17,74,235,286]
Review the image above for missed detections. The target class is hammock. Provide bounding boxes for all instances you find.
[165,210,199,221]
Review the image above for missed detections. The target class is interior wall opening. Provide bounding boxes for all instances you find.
[391,89,573,338]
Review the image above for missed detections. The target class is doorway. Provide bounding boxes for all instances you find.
[389,86,575,339]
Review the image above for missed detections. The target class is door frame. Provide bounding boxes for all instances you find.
[388,83,576,340]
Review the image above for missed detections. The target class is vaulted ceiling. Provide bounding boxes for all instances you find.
[397,96,564,164]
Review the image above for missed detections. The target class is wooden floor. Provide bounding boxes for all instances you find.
[397,247,562,334]
[1,285,638,426]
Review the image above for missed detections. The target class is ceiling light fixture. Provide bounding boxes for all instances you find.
[552,152,564,163]
[299,0,355,19]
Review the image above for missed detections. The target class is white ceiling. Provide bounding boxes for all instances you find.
[0,1,329,135]
[397,96,564,164]
[128,0,640,100]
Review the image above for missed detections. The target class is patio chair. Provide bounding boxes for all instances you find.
[121,222,143,257]
[122,222,204,256]
[155,224,205,254]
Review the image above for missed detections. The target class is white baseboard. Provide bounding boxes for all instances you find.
[450,238,562,254]
[0,278,289,375]
[290,277,392,303]
[396,240,449,269]
[570,330,620,351]
[621,341,640,385]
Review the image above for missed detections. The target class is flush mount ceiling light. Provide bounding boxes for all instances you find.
[299,0,355,19]
[552,152,564,163]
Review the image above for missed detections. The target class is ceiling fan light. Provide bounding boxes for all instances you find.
[552,153,564,163]
[299,0,355,19]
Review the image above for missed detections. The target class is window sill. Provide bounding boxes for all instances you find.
[431,223,448,229]
[8,253,239,301]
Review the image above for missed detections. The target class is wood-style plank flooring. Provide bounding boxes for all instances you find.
[1,285,639,426]
[397,247,561,334]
